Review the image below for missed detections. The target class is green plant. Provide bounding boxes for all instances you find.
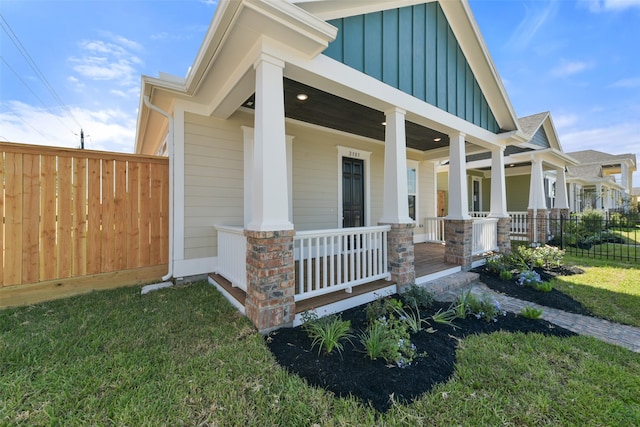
[533,281,553,293]
[431,307,459,328]
[392,303,425,333]
[520,306,543,319]
[359,316,417,368]
[400,284,434,309]
[499,269,513,281]
[452,290,474,319]
[302,311,353,355]
[365,296,403,323]
[485,254,507,274]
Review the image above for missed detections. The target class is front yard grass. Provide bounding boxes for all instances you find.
[2,282,639,426]
[554,256,640,327]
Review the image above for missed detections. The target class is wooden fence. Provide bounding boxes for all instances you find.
[1,142,169,307]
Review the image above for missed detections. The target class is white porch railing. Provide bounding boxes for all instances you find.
[214,225,247,292]
[294,226,390,302]
[509,211,528,240]
[424,217,445,243]
[472,218,499,255]
[470,211,489,218]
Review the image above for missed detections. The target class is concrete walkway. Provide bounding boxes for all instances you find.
[434,282,640,353]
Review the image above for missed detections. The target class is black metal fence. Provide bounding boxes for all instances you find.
[538,213,639,262]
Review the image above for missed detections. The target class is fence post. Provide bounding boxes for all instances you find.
[559,214,564,250]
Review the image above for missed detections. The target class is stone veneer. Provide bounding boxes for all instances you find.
[527,209,549,244]
[244,229,295,333]
[444,219,473,270]
[496,216,512,254]
[381,223,415,292]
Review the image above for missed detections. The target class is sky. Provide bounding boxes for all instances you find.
[1,0,639,184]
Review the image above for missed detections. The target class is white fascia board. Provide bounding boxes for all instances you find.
[439,0,520,133]
[293,0,431,20]
[284,53,501,148]
[510,148,578,168]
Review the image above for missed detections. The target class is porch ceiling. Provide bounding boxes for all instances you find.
[242,78,451,152]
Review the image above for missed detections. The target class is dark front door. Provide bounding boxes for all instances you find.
[342,157,364,228]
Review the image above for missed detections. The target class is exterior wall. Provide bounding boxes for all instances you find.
[530,127,550,149]
[417,160,437,231]
[184,112,248,260]
[437,171,448,216]
[182,113,389,260]
[324,3,499,133]
[505,174,530,211]
[481,177,491,211]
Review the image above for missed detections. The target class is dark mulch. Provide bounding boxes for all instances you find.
[473,266,593,317]
[266,300,575,412]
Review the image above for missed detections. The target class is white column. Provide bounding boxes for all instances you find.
[380,107,412,223]
[488,146,508,218]
[528,157,547,209]
[569,183,576,212]
[596,183,603,210]
[555,167,569,209]
[447,132,470,219]
[247,54,293,231]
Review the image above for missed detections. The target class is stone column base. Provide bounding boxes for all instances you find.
[444,219,473,270]
[496,216,511,254]
[380,222,415,292]
[244,229,295,334]
[527,209,548,244]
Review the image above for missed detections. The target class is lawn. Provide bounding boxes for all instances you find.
[554,255,640,327]
[2,282,639,426]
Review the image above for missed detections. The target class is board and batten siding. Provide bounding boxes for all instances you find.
[184,112,245,260]
[324,2,499,133]
[530,127,551,149]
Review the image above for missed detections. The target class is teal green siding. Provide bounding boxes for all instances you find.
[325,3,500,133]
[530,127,551,148]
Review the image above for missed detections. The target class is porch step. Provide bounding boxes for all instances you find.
[419,271,480,299]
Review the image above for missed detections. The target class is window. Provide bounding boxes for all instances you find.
[407,164,417,221]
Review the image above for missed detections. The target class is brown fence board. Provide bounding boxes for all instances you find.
[0,154,4,286]
[73,157,87,276]
[126,162,141,269]
[58,157,73,279]
[4,152,23,286]
[22,154,40,284]
[42,155,57,281]
[114,161,127,271]
[87,158,101,274]
[0,142,168,302]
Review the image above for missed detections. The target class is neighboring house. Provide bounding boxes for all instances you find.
[565,150,637,213]
[632,187,640,208]
[134,0,557,331]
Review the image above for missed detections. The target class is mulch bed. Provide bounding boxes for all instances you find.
[266,300,575,412]
[473,266,593,317]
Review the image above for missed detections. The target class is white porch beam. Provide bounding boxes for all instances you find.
[596,183,603,210]
[380,107,413,224]
[247,53,293,231]
[555,167,569,209]
[488,146,508,218]
[447,132,471,220]
[528,157,547,210]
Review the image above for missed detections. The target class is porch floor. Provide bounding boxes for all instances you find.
[209,242,457,315]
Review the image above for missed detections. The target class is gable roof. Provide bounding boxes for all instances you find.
[566,150,637,167]
[295,0,519,133]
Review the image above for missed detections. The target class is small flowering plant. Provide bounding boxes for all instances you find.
[517,269,543,287]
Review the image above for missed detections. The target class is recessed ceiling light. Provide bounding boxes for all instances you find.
[381,121,387,126]
[246,101,254,106]
[296,93,308,101]
[509,164,516,167]
[434,138,442,142]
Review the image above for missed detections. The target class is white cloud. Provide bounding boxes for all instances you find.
[582,0,640,12]
[609,77,640,88]
[552,114,579,129]
[0,101,136,152]
[67,35,143,90]
[550,60,594,77]
[506,1,559,50]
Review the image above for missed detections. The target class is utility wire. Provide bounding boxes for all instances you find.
[1,55,76,134]
[0,13,83,129]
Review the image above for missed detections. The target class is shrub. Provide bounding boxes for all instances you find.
[580,209,605,233]
[514,244,565,270]
[392,304,425,333]
[302,311,353,355]
[517,269,543,287]
[520,306,543,319]
[454,291,506,322]
[359,316,417,368]
[359,321,397,362]
[400,284,434,310]
[533,281,553,293]
[365,296,403,323]
[485,254,507,274]
[499,269,513,281]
